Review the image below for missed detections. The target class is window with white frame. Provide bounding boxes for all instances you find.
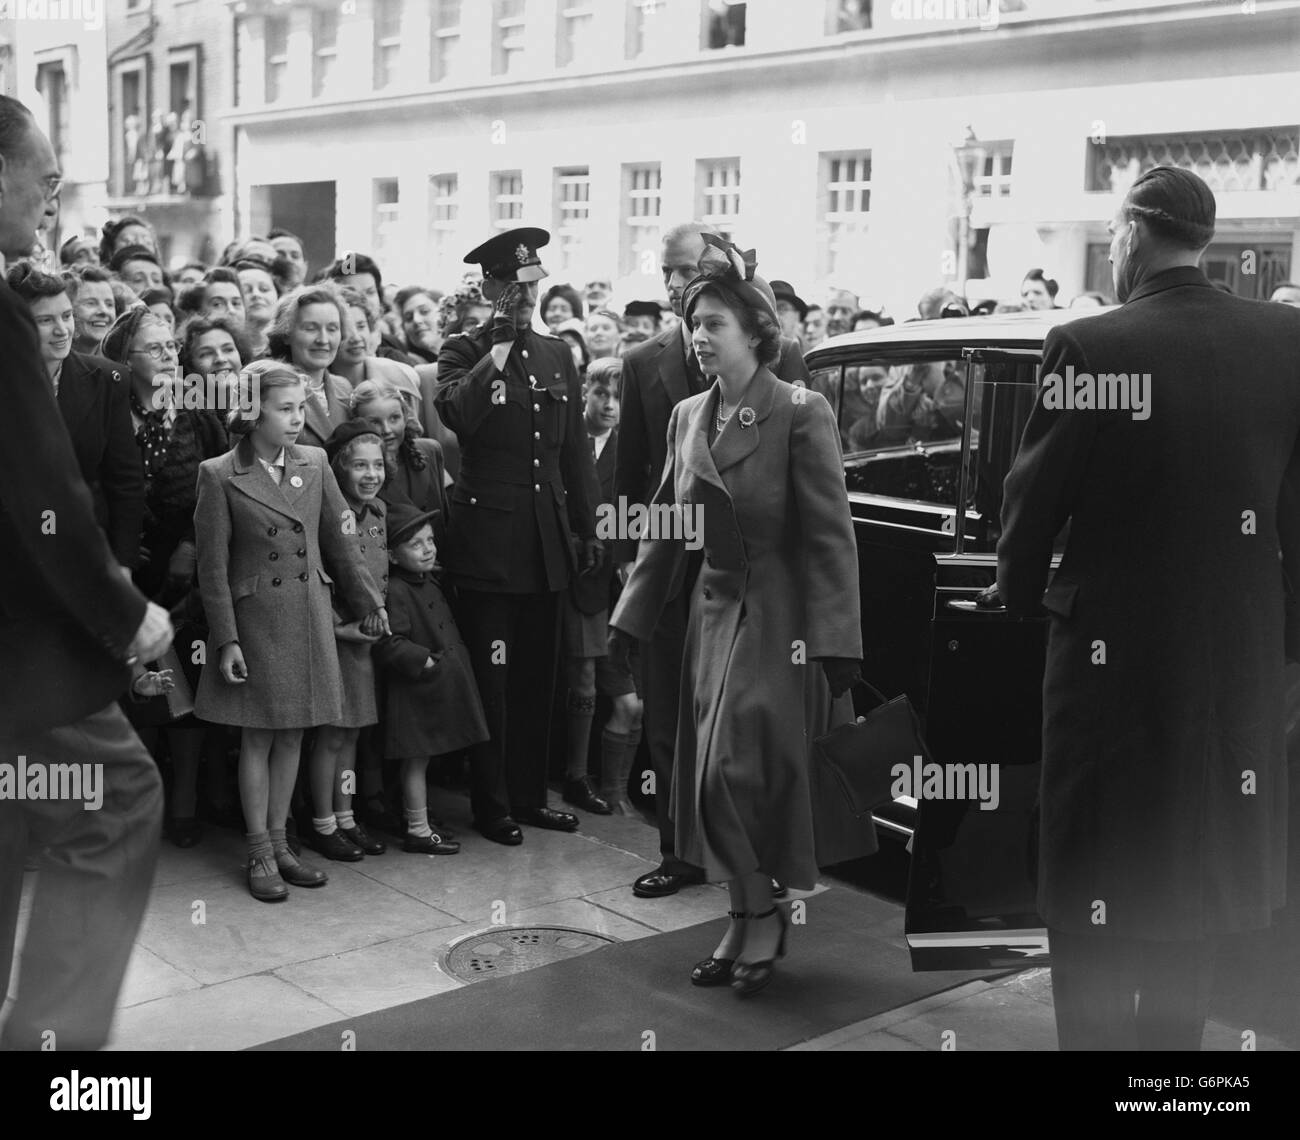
[622,162,662,277]
[429,174,460,274]
[827,0,873,33]
[265,14,289,104]
[703,0,746,49]
[34,59,69,166]
[697,158,741,241]
[374,0,403,91]
[115,60,148,197]
[554,167,591,272]
[821,151,871,277]
[492,171,524,230]
[312,6,340,98]
[373,180,400,267]
[430,0,463,83]
[974,141,1013,198]
[557,0,598,68]
[493,0,528,77]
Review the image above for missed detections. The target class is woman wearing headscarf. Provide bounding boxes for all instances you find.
[609,237,867,996]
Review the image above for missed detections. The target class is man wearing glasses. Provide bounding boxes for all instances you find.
[0,96,171,1050]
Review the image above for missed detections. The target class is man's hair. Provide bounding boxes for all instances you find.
[267,227,304,248]
[98,215,153,267]
[0,95,34,160]
[323,252,383,294]
[1123,165,1216,250]
[661,221,722,248]
[585,356,623,393]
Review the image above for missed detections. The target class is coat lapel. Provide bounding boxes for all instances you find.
[278,446,316,513]
[656,327,692,408]
[303,386,333,446]
[229,437,305,523]
[680,391,726,493]
[55,352,95,437]
[712,367,780,477]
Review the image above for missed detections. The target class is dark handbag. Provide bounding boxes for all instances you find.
[813,680,932,818]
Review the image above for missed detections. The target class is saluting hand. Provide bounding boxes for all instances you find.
[491,283,522,344]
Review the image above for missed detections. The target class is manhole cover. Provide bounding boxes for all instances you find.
[443,925,618,984]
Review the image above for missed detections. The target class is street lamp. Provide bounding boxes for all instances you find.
[952,125,986,296]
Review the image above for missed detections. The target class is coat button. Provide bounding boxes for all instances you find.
[533,431,540,440]
[533,403,541,412]
[297,549,306,557]
[269,552,279,561]
[533,458,540,468]
[522,350,529,358]
[293,523,304,533]
[267,526,277,536]
[529,374,537,384]
[272,577,282,586]
[470,497,478,505]
[702,587,712,599]
[534,484,541,492]
[299,572,309,582]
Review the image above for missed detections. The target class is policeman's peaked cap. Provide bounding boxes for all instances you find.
[464,227,550,284]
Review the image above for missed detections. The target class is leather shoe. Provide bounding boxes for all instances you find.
[247,856,288,902]
[338,823,386,855]
[562,776,612,815]
[308,828,365,862]
[512,806,579,832]
[275,851,328,887]
[476,817,523,845]
[633,866,706,898]
[403,832,461,855]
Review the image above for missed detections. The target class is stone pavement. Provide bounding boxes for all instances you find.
[5,792,1291,1051]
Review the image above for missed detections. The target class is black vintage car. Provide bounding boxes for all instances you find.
[811,309,1300,977]
[807,309,1103,971]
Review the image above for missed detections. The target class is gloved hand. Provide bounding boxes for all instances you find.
[490,283,522,344]
[818,657,862,700]
[581,537,604,574]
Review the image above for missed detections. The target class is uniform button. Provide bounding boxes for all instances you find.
[297,549,306,557]
[522,350,529,358]
[298,572,309,582]
[267,526,277,536]
[533,432,540,441]
[534,484,541,492]
[269,552,279,561]
[528,374,536,384]
[272,577,282,587]
[533,403,541,412]
[533,458,540,468]
[470,497,478,505]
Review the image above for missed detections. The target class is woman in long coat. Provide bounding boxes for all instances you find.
[610,240,865,995]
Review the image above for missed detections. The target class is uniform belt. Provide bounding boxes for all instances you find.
[461,458,562,485]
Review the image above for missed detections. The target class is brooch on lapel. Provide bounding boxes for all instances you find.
[289,475,303,488]
[738,407,756,429]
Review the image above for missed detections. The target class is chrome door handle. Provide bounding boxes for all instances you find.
[945,598,1007,613]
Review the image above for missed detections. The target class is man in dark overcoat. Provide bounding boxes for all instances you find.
[998,165,1300,1050]
[614,221,811,897]
[0,97,173,1049]
[435,227,601,844]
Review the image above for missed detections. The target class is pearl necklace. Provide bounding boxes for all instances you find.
[715,394,734,433]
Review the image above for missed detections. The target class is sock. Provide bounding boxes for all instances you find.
[600,726,637,810]
[336,809,355,831]
[565,689,596,780]
[312,815,337,836]
[246,830,273,863]
[270,826,299,866]
[405,808,433,838]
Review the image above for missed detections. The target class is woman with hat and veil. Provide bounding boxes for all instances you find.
[609,237,868,996]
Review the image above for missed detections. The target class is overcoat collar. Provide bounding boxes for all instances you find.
[652,325,692,408]
[680,366,780,491]
[1124,265,1213,306]
[55,350,96,434]
[230,435,313,522]
[302,378,335,445]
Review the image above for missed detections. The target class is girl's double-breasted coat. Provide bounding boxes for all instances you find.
[194,438,384,729]
[611,367,866,890]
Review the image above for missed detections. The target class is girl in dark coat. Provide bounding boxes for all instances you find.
[373,502,488,853]
[302,421,392,862]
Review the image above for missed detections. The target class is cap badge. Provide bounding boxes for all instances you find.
[516,244,530,264]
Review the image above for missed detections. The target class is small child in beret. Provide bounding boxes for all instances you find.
[372,501,488,853]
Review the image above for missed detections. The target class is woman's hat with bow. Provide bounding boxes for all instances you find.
[680,234,780,327]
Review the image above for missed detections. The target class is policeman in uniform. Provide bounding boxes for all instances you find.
[436,228,602,844]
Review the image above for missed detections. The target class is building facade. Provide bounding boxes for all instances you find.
[101,0,237,268]
[222,0,1300,317]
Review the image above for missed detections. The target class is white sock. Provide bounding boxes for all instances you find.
[336,809,355,831]
[405,808,432,838]
[312,815,337,836]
